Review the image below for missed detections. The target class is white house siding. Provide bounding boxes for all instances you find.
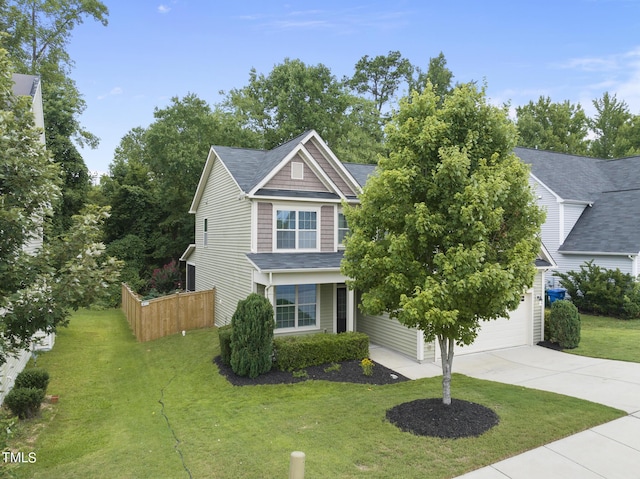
[531,179,560,254]
[558,253,635,278]
[0,349,31,404]
[194,159,253,326]
[563,203,586,243]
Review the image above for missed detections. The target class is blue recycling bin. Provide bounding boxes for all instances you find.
[547,288,567,305]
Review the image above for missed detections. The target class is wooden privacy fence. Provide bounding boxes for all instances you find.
[121,283,216,342]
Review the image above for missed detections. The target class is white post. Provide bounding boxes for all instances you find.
[289,451,305,479]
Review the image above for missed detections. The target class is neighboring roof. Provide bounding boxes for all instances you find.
[180,244,196,262]
[343,163,376,188]
[516,147,640,255]
[559,189,640,254]
[536,242,557,269]
[246,252,344,272]
[11,74,39,97]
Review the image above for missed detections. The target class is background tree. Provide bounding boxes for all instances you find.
[347,50,413,114]
[2,0,109,233]
[516,96,589,155]
[0,47,120,363]
[341,83,544,405]
[589,92,635,158]
[409,52,454,103]
[223,58,384,164]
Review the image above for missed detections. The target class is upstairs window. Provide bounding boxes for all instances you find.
[338,212,350,246]
[203,218,208,246]
[276,209,317,250]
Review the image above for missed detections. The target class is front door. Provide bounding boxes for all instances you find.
[336,286,347,333]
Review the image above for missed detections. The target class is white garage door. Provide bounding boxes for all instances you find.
[437,292,533,358]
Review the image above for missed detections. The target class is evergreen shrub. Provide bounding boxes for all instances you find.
[4,388,45,419]
[217,324,233,365]
[548,300,581,349]
[274,332,369,371]
[230,294,275,378]
[14,368,49,392]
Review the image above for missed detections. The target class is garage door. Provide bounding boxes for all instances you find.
[437,292,533,358]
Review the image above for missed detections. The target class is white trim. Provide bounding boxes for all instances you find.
[559,250,640,256]
[291,161,304,180]
[307,134,363,195]
[416,330,425,362]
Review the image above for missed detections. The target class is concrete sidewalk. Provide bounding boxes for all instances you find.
[369,345,640,479]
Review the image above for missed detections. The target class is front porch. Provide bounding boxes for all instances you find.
[246,252,356,336]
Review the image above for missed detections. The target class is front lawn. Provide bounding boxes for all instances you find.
[569,313,640,363]
[4,309,624,478]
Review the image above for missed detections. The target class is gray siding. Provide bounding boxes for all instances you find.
[303,139,357,197]
[321,205,335,252]
[558,253,635,278]
[357,310,421,360]
[257,202,272,252]
[264,155,329,192]
[194,158,253,326]
[563,203,586,243]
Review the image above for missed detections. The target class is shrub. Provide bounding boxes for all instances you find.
[4,387,45,419]
[274,332,369,372]
[230,294,275,378]
[14,368,49,392]
[548,300,581,349]
[218,324,233,365]
[555,261,640,319]
[150,259,181,294]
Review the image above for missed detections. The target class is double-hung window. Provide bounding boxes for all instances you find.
[275,284,317,329]
[276,209,318,250]
[338,212,349,247]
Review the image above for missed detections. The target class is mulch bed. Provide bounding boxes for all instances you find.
[537,340,564,351]
[214,355,500,438]
[213,356,409,386]
[386,398,500,439]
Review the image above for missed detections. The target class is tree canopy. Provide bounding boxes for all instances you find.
[0,47,120,363]
[341,82,544,405]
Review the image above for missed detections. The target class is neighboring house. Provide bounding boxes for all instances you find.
[1,74,53,403]
[516,147,640,287]
[182,130,553,362]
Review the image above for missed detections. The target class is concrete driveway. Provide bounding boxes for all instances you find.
[369,345,640,479]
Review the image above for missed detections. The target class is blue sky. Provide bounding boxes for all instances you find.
[66,0,640,175]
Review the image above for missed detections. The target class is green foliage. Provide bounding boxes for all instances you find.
[230,294,275,378]
[516,96,589,155]
[150,259,181,294]
[589,92,633,159]
[273,332,369,372]
[556,261,640,319]
[217,325,233,366]
[409,51,454,102]
[223,58,384,164]
[14,368,49,392]
[548,300,581,349]
[4,387,45,420]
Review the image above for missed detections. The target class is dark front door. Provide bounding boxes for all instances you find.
[336,286,347,333]
[186,264,196,292]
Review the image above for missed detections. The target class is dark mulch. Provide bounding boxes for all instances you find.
[537,340,563,351]
[386,398,500,439]
[213,356,410,386]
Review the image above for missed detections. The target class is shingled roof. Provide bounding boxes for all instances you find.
[515,147,640,254]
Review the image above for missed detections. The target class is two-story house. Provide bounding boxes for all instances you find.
[516,147,640,287]
[183,131,553,362]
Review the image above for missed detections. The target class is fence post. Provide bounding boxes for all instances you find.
[289,451,305,479]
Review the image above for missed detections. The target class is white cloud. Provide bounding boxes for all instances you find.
[158,4,171,14]
[97,87,124,100]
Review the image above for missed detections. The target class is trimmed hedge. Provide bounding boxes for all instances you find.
[14,368,49,392]
[218,325,233,365]
[4,387,45,419]
[274,332,369,372]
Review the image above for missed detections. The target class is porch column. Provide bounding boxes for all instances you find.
[346,289,355,332]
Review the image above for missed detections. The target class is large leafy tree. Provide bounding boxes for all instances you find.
[2,0,109,233]
[409,52,454,102]
[0,48,120,363]
[516,96,590,155]
[341,83,544,405]
[223,58,384,164]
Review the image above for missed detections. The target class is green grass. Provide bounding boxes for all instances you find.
[4,309,625,479]
[568,313,640,363]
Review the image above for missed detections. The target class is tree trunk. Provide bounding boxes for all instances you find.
[438,335,454,405]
